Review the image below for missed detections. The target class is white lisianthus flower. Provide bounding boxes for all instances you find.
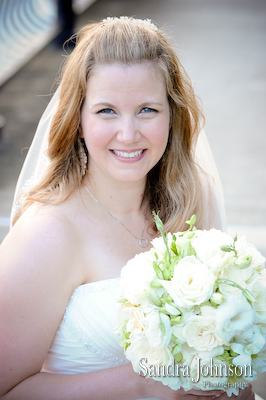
[233,325,266,356]
[235,236,266,269]
[125,335,172,373]
[215,295,255,343]
[160,256,215,308]
[183,315,224,352]
[120,250,157,305]
[252,349,266,374]
[192,229,235,275]
[248,273,266,323]
[144,311,172,348]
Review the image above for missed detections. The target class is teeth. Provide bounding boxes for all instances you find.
[113,150,143,158]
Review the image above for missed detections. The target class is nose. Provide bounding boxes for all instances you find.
[116,116,141,144]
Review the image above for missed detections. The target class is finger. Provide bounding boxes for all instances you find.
[187,389,225,396]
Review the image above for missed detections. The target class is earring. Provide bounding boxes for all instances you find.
[78,139,87,177]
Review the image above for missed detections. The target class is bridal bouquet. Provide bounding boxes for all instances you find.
[116,214,266,396]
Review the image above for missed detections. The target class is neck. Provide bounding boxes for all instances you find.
[83,176,147,217]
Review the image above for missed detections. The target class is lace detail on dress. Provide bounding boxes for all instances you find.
[69,277,121,298]
[61,277,127,366]
[63,314,127,366]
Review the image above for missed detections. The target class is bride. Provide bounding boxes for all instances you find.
[0,17,254,400]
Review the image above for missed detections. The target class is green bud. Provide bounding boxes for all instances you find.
[171,315,183,325]
[174,351,183,363]
[220,245,234,253]
[242,289,256,304]
[150,280,163,289]
[145,289,162,307]
[234,255,252,269]
[153,261,164,280]
[152,211,164,236]
[117,298,128,303]
[185,215,197,230]
[210,292,225,305]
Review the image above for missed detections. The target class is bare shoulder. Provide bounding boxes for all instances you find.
[3,201,79,267]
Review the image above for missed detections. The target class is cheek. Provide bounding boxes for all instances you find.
[82,118,113,149]
[149,119,170,148]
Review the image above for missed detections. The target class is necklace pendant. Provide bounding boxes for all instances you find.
[138,236,148,248]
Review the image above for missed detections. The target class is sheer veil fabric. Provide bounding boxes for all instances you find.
[11,88,60,223]
[10,86,226,230]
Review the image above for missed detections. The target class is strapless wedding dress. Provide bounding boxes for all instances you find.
[41,278,264,400]
[42,277,157,399]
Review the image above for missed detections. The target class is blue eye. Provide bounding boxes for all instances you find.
[98,108,114,114]
[141,107,157,113]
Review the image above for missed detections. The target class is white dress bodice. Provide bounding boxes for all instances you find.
[42,278,128,374]
[42,278,158,399]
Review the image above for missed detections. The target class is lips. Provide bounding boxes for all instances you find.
[111,149,145,159]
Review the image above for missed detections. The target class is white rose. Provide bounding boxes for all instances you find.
[144,311,172,349]
[215,294,255,343]
[126,307,146,338]
[192,229,235,275]
[125,335,172,373]
[160,256,215,308]
[116,302,134,333]
[218,266,247,296]
[183,315,224,352]
[181,342,224,361]
[120,250,157,305]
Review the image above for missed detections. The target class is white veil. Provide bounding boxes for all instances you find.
[10,84,226,230]
[10,88,60,223]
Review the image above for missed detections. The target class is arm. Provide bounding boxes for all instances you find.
[0,206,152,399]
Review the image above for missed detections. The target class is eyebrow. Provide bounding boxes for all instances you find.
[91,101,165,109]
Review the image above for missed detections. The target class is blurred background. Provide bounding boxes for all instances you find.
[0,0,265,396]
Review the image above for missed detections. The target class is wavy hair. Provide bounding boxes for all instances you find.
[13,17,206,232]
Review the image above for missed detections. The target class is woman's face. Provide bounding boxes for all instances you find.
[81,62,170,186]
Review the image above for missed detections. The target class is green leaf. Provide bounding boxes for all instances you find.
[185,215,197,231]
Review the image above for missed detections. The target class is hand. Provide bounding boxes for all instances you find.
[140,376,226,400]
[214,384,254,400]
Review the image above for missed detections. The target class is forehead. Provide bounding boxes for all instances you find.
[85,62,167,100]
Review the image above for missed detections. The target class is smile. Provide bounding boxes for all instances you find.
[111,150,145,158]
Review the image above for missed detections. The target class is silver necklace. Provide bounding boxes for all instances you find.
[83,184,149,248]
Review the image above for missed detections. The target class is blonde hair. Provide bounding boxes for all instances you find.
[13,17,206,232]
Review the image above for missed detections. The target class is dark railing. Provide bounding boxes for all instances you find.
[0,0,97,86]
